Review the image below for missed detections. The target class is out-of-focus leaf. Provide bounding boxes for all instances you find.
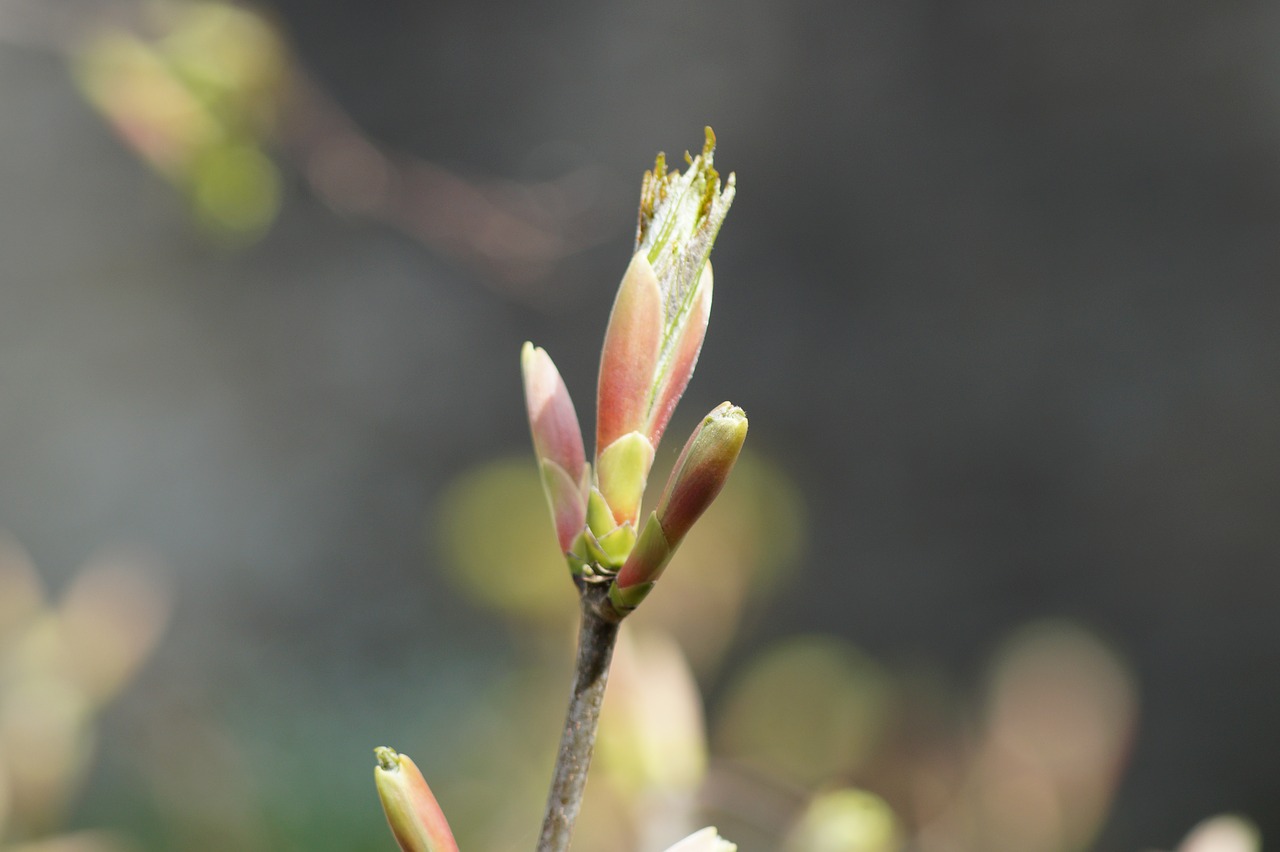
[714,636,891,788]
[975,620,1137,852]
[59,550,171,704]
[633,452,805,672]
[0,535,43,641]
[189,143,280,237]
[597,626,707,797]
[435,458,577,626]
[71,1,288,241]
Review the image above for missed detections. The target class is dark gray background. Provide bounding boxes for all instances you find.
[2,0,1277,847]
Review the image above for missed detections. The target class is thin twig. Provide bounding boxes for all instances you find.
[537,584,622,852]
[0,0,613,298]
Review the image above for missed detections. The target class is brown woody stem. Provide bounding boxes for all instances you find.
[536,583,622,852]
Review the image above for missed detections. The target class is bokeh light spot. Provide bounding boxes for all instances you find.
[435,457,577,625]
[191,144,281,238]
[715,636,891,788]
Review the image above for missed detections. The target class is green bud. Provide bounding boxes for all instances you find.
[595,431,655,528]
[586,487,617,539]
[608,512,669,614]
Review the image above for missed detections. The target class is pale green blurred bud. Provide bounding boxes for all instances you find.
[665,827,737,852]
[784,789,901,852]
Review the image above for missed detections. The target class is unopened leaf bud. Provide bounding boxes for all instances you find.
[373,747,459,852]
[610,402,747,613]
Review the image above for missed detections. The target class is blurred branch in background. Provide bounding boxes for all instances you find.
[0,535,169,852]
[0,0,613,300]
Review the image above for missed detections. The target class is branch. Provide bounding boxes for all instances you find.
[537,583,622,852]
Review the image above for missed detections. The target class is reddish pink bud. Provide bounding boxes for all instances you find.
[655,402,747,547]
[597,130,734,461]
[596,253,663,454]
[523,343,586,483]
[522,343,588,551]
[613,402,747,597]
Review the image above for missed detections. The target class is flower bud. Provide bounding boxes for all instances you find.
[597,254,663,454]
[373,747,459,852]
[654,402,747,547]
[522,343,588,553]
[520,130,736,590]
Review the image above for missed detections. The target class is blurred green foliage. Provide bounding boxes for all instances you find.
[73,1,286,242]
[423,450,1211,852]
[0,538,167,852]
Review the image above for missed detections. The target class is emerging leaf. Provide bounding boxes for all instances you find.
[598,129,735,457]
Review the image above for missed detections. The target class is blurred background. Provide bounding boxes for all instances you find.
[0,0,1277,849]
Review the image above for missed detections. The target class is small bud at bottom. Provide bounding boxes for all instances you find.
[374,747,459,852]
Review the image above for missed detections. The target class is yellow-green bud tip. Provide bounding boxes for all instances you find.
[375,746,400,771]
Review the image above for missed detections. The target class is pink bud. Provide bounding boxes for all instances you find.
[523,343,587,484]
[596,253,662,455]
[522,343,588,551]
[598,130,733,462]
[655,402,747,547]
[614,402,746,594]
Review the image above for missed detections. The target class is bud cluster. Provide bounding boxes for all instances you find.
[521,129,744,619]
[376,130,745,852]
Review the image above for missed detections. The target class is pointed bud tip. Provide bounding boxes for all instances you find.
[523,341,588,489]
[520,341,549,377]
[374,746,401,771]
[709,401,746,422]
[652,400,748,548]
